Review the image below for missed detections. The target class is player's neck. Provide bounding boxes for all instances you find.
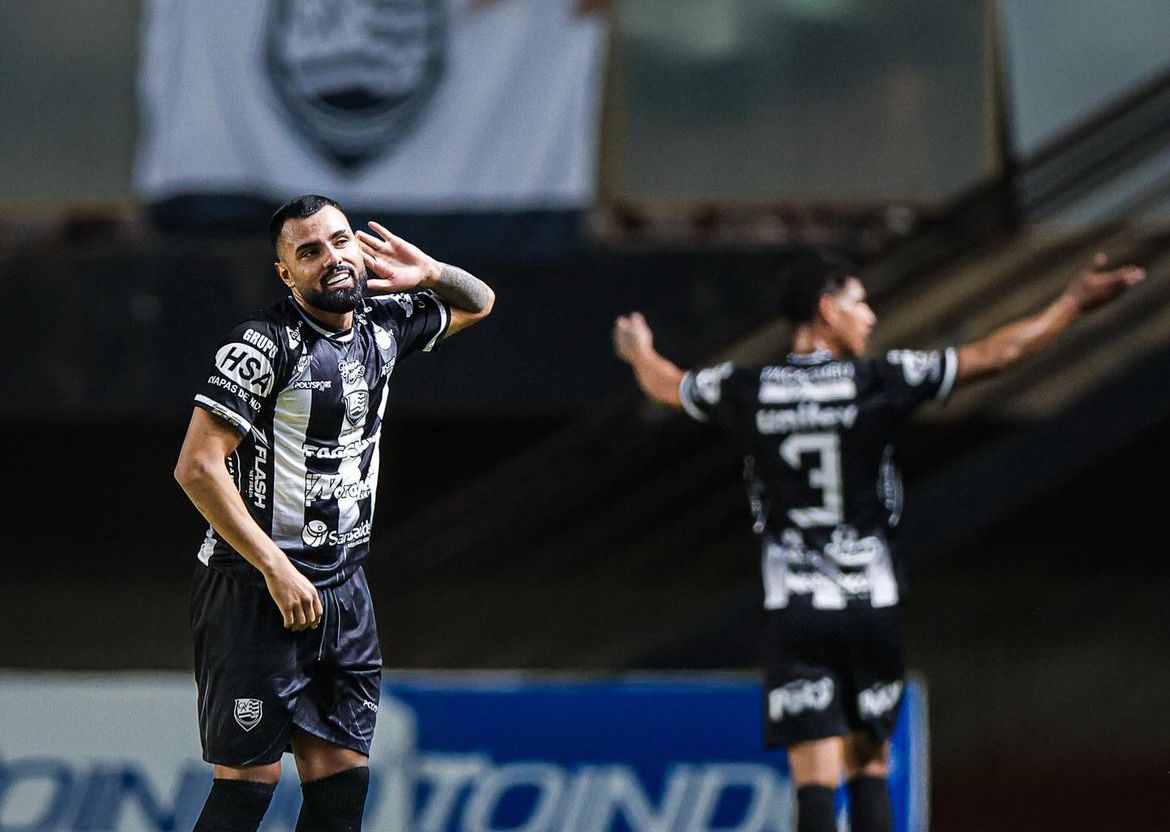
[292,294,353,333]
[790,325,844,358]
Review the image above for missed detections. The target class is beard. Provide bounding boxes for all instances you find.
[302,265,368,313]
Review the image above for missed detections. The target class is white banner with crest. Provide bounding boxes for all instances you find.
[134,0,606,210]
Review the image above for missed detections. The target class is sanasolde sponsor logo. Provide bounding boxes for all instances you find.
[301,519,373,548]
[304,472,374,505]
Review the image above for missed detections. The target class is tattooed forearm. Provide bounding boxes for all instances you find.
[425,263,494,313]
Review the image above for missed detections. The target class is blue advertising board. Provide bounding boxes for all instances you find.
[376,674,927,832]
[0,673,926,831]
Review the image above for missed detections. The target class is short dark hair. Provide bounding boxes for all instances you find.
[268,194,342,251]
[777,252,858,324]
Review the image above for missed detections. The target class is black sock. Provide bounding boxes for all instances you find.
[193,779,276,832]
[848,775,893,832]
[295,766,370,831]
[796,784,837,832]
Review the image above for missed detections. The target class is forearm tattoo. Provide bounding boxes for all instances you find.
[429,264,493,312]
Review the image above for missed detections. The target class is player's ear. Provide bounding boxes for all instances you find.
[274,261,294,289]
[817,291,839,327]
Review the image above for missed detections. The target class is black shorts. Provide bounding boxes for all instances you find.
[190,564,382,767]
[763,603,904,748]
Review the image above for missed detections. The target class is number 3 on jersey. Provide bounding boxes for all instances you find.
[779,432,843,528]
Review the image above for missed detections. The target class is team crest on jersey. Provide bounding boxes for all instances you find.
[345,390,370,424]
[264,0,447,170]
[233,698,263,732]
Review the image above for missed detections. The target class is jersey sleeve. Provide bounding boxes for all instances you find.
[678,362,740,427]
[193,320,287,437]
[367,290,450,358]
[878,347,959,417]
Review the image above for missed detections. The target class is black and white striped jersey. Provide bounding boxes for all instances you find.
[192,291,449,588]
[680,348,958,610]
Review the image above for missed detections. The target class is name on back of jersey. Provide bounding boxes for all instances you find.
[756,402,858,434]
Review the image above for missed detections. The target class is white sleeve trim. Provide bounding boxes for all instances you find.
[936,347,958,401]
[195,394,253,435]
[678,373,711,423]
[423,299,450,353]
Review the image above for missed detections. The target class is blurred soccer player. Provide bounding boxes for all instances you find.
[613,252,1142,832]
[175,195,494,831]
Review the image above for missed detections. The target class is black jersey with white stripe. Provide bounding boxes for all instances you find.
[192,290,449,588]
[680,348,958,610]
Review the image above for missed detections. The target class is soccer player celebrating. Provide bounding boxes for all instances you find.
[175,195,493,831]
[612,252,1142,832]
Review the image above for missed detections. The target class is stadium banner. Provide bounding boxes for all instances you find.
[134,0,606,210]
[0,672,927,831]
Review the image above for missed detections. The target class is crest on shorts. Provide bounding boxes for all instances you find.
[265,0,447,170]
[234,698,264,732]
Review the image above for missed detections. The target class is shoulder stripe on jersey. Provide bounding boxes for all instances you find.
[270,387,313,549]
[423,299,451,352]
[678,373,710,423]
[937,347,958,400]
[194,395,252,435]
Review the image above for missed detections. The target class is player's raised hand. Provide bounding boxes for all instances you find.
[357,221,440,294]
[1063,252,1146,313]
[263,558,323,631]
[613,312,654,362]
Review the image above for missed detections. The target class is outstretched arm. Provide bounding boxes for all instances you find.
[955,253,1145,386]
[613,312,685,408]
[357,221,495,338]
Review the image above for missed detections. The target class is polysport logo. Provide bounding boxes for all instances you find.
[302,520,329,547]
[768,677,835,721]
[233,698,263,732]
